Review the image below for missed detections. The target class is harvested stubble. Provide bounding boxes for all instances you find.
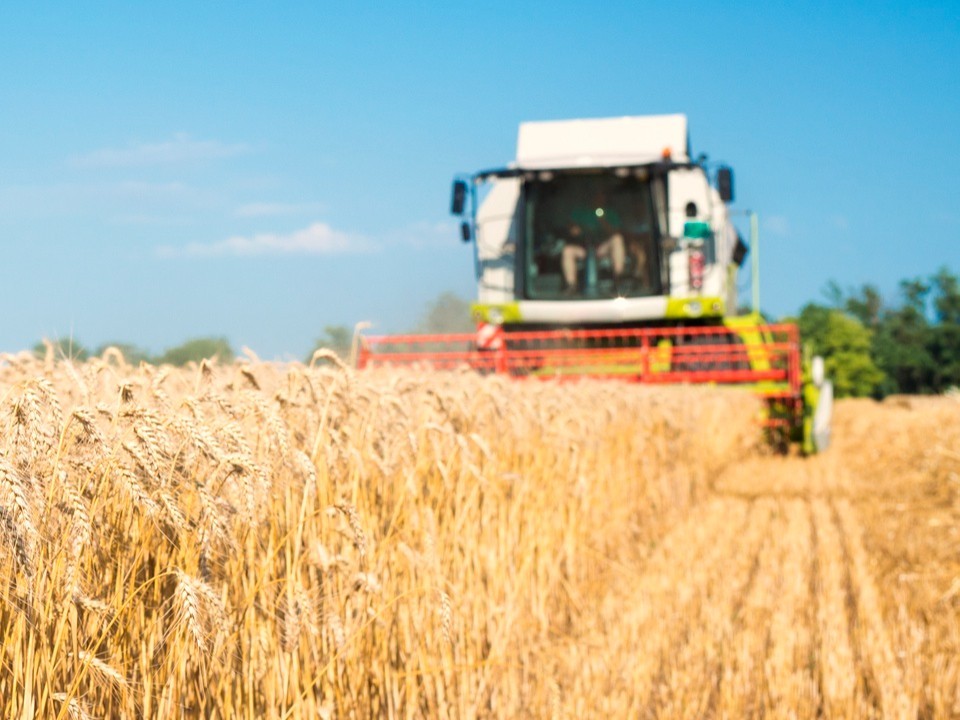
[711,395,960,719]
[0,351,956,718]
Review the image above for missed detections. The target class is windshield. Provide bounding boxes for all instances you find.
[521,171,665,300]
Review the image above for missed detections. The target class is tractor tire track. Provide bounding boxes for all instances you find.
[708,498,781,719]
[646,497,773,718]
[581,452,921,719]
[583,497,753,716]
[812,497,861,716]
[835,499,915,719]
[764,499,819,719]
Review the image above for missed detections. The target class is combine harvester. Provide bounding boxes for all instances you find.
[358,115,832,452]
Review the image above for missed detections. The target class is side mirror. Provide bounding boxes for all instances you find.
[450,179,468,216]
[717,166,734,202]
[732,231,748,266]
[460,221,472,243]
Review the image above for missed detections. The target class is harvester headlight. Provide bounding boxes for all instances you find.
[488,308,504,325]
[685,301,702,316]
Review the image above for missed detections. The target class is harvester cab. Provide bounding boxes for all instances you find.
[456,115,742,327]
[359,115,832,453]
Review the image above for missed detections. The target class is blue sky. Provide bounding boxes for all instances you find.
[1,2,957,359]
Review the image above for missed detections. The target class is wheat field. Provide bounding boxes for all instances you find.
[0,350,957,718]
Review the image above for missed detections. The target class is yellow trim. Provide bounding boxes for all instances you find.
[651,339,672,373]
[664,296,725,319]
[723,313,765,328]
[471,302,523,324]
[722,316,773,372]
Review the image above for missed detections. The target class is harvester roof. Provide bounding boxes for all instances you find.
[472,114,694,182]
[516,114,689,169]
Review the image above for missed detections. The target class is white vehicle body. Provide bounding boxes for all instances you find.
[467,115,743,326]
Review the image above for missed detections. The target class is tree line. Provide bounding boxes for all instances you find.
[33,337,236,367]
[308,291,473,362]
[791,266,959,398]
[30,293,474,368]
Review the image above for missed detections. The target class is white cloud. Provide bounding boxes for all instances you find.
[235,201,326,218]
[109,213,194,226]
[158,221,373,258]
[386,219,461,248]
[0,180,215,216]
[829,214,849,231]
[763,214,790,237]
[72,133,249,168]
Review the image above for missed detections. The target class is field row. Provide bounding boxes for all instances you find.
[574,490,916,719]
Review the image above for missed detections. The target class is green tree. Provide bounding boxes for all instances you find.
[93,342,154,365]
[795,304,885,398]
[32,337,89,361]
[158,337,235,366]
[872,279,935,395]
[843,284,883,329]
[416,291,474,334]
[932,266,960,325]
[307,324,353,363]
[929,267,960,390]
